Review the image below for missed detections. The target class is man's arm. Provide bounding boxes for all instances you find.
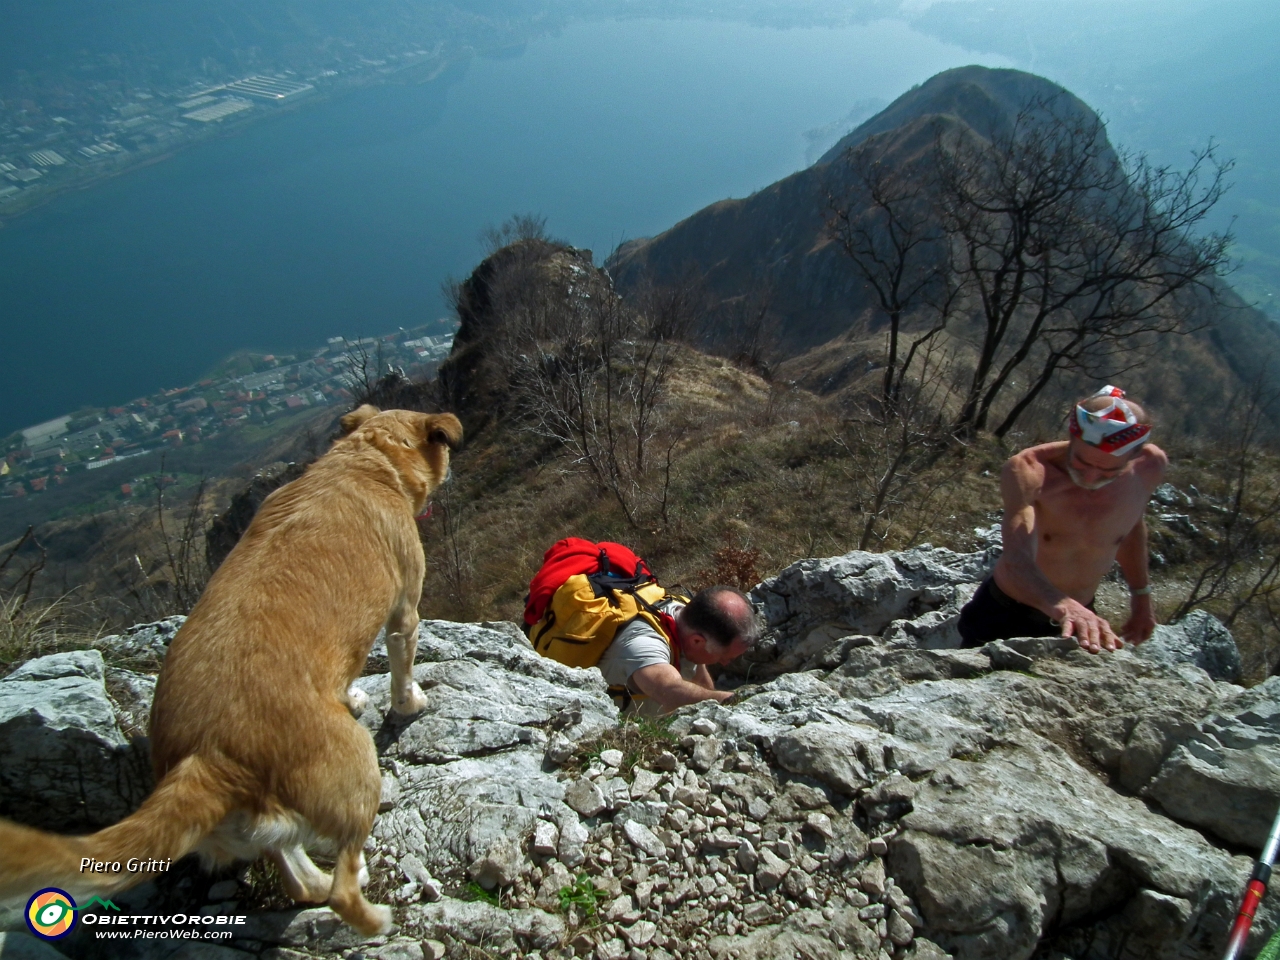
[995,452,1121,653]
[1115,517,1157,645]
[631,663,731,711]
[1114,446,1166,646]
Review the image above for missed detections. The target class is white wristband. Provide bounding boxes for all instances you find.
[1129,584,1152,596]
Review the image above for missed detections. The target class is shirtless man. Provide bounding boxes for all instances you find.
[958,386,1167,653]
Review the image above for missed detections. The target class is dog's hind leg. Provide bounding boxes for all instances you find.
[385,584,426,716]
[271,844,332,903]
[329,842,391,935]
[289,713,389,934]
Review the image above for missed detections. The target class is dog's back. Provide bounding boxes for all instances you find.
[0,406,462,937]
[151,443,422,770]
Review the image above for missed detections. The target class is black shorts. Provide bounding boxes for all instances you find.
[957,578,1093,648]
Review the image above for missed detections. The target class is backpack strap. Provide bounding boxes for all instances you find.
[607,684,634,712]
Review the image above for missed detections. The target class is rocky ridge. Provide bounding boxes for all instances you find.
[0,546,1277,960]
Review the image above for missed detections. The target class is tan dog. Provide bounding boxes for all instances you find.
[0,405,462,935]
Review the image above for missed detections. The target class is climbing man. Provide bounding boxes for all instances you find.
[957,386,1167,652]
[597,584,758,712]
[524,538,760,712]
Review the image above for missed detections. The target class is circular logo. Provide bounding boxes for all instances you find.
[25,888,77,940]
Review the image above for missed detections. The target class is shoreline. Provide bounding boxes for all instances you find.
[0,54,454,231]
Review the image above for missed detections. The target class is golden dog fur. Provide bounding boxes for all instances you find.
[0,405,462,935]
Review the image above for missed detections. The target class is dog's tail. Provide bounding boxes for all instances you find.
[0,755,233,901]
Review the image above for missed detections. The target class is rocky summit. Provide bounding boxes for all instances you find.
[1,547,1277,960]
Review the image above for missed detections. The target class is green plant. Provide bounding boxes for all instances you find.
[464,881,501,907]
[557,873,598,917]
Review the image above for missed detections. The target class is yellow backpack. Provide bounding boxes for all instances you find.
[523,539,689,705]
[528,574,683,669]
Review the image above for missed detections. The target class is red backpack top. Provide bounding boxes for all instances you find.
[523,537,654,627]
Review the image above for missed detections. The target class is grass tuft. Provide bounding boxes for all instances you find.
[0,593,95,673]
[572,713,678,777]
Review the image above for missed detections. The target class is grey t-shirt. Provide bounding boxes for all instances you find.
[597,598,693,692]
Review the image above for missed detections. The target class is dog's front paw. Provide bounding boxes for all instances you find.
[391,681,428,716]
[357,852,370,889]
[346,686,370,718]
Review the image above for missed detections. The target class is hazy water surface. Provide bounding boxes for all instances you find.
[0,17,1012,435]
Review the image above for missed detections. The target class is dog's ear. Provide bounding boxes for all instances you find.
[340,405,381,435]
[424,413,463,451]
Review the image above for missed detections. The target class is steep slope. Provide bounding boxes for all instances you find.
[609,65,1280,431]
[611,67,1094,353]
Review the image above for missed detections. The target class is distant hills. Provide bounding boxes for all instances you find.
[610,66,1280,436]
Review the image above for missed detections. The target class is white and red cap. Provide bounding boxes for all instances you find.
[1068,385,1151,457]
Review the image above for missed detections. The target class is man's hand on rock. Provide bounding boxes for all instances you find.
[1121,596,1157,646]
[722,684,761,706]
[1053,598,1122,654]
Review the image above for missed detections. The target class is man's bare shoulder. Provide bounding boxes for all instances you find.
[1132,443,1169,485]
[1004,442,1067,482]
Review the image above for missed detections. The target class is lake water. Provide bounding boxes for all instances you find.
[0,17,1012,436]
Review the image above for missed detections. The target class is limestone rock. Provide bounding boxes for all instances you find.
[95,616,186,663]
[623,819,667,858]
[545,731,576,765]
[860,772,917,823]
[744,545,997,676]
[626,919,659,947]
[706,906,880,958]
[405,899,564,953]
[600,748,624,768]
[4,544,1272,960]
[755,848,790,889]
[468,836,526,889]
[0,649,151,830]
[558,818,590,868]
[690,736,722,772]
[630,767,663,798]
[1146,676,1280,847]
[533,818,560,856]
[565,778,608,817]
[1137,610,1241,683]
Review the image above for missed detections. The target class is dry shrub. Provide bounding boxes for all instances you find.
[0,593,89,671]
[692,534,763,593]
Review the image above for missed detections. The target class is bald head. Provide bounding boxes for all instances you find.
[678,585,761,653]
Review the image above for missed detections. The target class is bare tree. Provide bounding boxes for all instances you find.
[425,475,481,621]
[497,255,685,527]
[0,526,45,613]
[718,281,781,379]
[480,213,554,256]
[151,468,211,614]
[836,342,959,550]
[118,462,212,619]
[1172,374,1280,630]
[933,95,1233,436]
[338,337,386,405]
[826,140,950,406]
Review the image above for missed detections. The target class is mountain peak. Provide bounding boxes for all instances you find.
[817,65,1090,166]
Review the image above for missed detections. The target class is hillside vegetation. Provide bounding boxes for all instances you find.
[4,69,1280,687]
[408,222,1279,680]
